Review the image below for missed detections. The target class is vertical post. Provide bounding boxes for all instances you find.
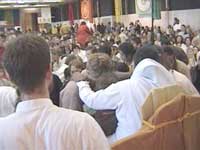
[124,0,128,15]
[165,0,170,27]
[151,0,154,44]
[60,5,63,22]
[96,0,100,23]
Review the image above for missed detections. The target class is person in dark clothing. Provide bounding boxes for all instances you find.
[49,74,62,106]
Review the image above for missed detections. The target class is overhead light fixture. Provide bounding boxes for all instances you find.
[0,5,10,8]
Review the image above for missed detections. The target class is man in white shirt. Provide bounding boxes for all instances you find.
[0,34,109,150]
[77,45,176,143]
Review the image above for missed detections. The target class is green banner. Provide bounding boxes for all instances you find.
[136,0,161,19]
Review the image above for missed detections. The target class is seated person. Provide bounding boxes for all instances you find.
[77,45,176,144]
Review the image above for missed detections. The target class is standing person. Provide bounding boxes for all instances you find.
[0,34,109,150]
[77,45,176,144]
[76,21,92,48]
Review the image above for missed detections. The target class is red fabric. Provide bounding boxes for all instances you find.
[68,3,74,25]
[76,25,92,47]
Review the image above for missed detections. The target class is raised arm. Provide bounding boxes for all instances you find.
[77,81,121,110]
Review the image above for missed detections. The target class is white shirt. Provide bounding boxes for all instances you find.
[173,23,182,32]
[0,99,110,150]
[0,86,18,117]
[53,64,68,82]
[77,59,176,143]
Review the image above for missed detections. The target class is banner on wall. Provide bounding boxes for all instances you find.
[80,0,93,22]
[115,0,122,22]
[40,7,51,23]
[135,0,161,19]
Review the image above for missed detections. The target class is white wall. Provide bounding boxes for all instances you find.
[120,9,200,31]
[51,9,200,31]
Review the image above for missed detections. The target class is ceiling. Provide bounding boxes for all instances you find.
[0,0,76,9]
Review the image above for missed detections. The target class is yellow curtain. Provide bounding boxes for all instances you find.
[115,0,122,23]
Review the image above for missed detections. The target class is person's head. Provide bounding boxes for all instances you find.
[176,35,184,44]
[174,17,179,24]
[3,34,51,93]
[80,21,86,26]
[181,25,186,32]
[65,54,79,65]
[185,37,192,46]
[69,59,84,75]
[160,35,171,46]
[86,53,113,80]
[131,37,142,49]
[134,44,161,67]
[115,62,129,72]
[98,44,112,56]
[119,42,136,65]
[160,46,176,70]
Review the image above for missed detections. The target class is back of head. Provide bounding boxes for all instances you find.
[119,42,136,58]
[134,44,161,67]
[98,44,112,56]
[87,53,113,79]
[80,21,86,26]
[171,46,189,65]
[3,34,50,93]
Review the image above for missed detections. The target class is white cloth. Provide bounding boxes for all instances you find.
[77,59,176,143]
[0,99,109,150]
[119,32,128,43]
[0,86,18,117]
[171,70,199,95]
[53,64,68,82]
[173,23,182,32]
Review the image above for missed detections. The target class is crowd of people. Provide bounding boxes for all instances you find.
[0,17,200,149]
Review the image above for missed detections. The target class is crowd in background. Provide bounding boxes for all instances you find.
[0,17,200,147]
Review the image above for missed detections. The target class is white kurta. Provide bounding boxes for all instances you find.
[0,99,110,150]
[77,59,176,143]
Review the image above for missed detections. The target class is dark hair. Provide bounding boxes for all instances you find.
[98,44,112,56]
[3,34,50,92]
[119,42,136,58]
[161,35,171,45]
[115,62,129,72]
[81,21,86,25]
[176,35,184,44]
[134,45,161,67]
[132,37,141,46]
[162,45,174,56]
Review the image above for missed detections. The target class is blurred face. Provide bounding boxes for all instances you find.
[70,65,82,75]
[181,26,185,32]
[185,38,191,46]
[176,36,182,44]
